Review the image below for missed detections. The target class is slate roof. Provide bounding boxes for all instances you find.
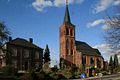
[64,5,71,24]
[75,41,102,56]
[7,38,43,50]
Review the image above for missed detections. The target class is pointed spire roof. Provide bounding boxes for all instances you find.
[64,0,71,24]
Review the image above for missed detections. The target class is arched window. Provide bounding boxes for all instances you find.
[66,39,69,55]
[66,49,69,55]
[71,40,73,49]
[66,28,69,35]
[71,49,73,55]
[70,29,73,36]
[66,39,69,48]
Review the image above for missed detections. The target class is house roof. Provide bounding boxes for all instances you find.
[7,38,43,50]
[75,41,102,56]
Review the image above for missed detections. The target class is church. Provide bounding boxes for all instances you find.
[59,1,104,77]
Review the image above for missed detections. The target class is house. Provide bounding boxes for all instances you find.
[0,37,43,72]
[60,1,104,77]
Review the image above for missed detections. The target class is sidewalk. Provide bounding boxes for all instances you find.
[72,73,120,80]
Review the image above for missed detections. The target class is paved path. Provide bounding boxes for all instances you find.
[72,73,120,80]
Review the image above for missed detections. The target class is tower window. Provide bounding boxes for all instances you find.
[71,49,73,55]
[66,49,69,55]
[66,39,69,48]
[71,40,74,49]
[66,28,69,35]
[70,29,73,36]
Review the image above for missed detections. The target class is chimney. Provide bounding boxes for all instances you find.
[9,36,12,42]
[29,38,33,43]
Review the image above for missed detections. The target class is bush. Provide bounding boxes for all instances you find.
[1,65,17,76]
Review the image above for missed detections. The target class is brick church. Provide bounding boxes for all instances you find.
[60,1,104,77]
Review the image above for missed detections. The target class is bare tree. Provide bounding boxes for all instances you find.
[105,6,120,53]
[0,21,10,45]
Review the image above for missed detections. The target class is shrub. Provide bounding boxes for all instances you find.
[1,65,17,76]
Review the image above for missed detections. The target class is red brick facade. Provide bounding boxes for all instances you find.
[60,23,75,66]
[60,4,104,77]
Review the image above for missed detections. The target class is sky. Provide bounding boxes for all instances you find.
[0,0,120,66]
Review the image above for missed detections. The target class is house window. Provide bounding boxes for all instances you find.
[12,60,17,68]
[35,51,39,59]
[82,56,86,65]
[24,49,29,58]
[66,28,69,35]
[35,62,39,68]
[97,58,101,68]
[25,61,29,70]
[90,57,94,65]
[12,48,17,56]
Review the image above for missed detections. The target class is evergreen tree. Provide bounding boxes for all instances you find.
[43,44,50,63]
[109,56,113,66]
[114,54,118,69]
[109,56,114,73]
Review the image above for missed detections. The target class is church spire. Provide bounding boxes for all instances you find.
[64,0,71,24]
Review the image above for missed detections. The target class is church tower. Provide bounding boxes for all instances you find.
[60,0,75,67]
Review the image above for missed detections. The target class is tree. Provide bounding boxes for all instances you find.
[0,21,10,45]
[105,16,120,52]
[109,56,114,73]
[114,54,119,69]
[43,44,50,63]
[105,6,120,53]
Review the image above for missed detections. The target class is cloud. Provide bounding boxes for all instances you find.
[32,0,53,11]
[87,19,105,28]
[114,0,120,5]
[93,44,111,53]
[32,0,84,12]
[54,0,73,7]
[87,19,113,30]
[93,44,113,60]
[54,0,84,7]
[93,43,120,61]
[93,0,113,14]
[93,0,120,14]
[102,25,112,30]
